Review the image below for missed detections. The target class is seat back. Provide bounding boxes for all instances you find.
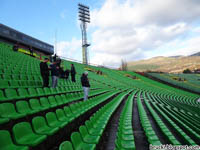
[36,88,45,96]
[32,116,47,132]
[40,97,51,108]
[28,88,37,97]
[29,99,42,110]
[18,88,29,98]
[44,88,51,95]
[63,106,73,117]
[13,122,33,142]
[0,130,14,148]
[0,103,16,117]
[56,109,66,120]
[79,125,88,137]
[46,112,58,126]
[48,96,58,106]
[55,95,64,105]
[71,132,82,149]
[0,90,6,101]
[5,89,18,99]
[16,101,31,113]
[59,141,73,150]
[0,80,9,89]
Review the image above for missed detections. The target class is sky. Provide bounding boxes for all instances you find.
[1,0,200,68]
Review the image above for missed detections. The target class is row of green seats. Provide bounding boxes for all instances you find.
[137,91,162,146]
[154,100,200,142]
[0,86,84,101]
[115,92,136,150]
[0,89,112,124]
[0,93,82,121]
[0,80,42,89]
[0,91,118,149]
[153,92,200,116]
[0,74,42,81]
[142,92,180,145]
[59,92,127,150]
[148,93,198,145]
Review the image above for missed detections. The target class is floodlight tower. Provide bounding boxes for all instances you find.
[78,3,90,65]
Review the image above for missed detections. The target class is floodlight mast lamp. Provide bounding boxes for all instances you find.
[78,3,90,65]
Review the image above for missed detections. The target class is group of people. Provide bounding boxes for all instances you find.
[40,58,90,100]
[40,58,77,88]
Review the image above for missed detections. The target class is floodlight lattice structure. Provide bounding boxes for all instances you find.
[78,3,90,65]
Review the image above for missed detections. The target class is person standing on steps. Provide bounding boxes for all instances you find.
[71,64,76,82]
[50,61,59,88]
[65,68,70,80]
[40,58,50,87]
[81,71,90,100]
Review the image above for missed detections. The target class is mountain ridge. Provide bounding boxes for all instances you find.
[127,52,200,73]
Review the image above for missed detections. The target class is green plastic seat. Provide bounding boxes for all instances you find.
[33,76,40,81]
[12,74,20,80]
[32,116,59,136]
[3,74,12,80]
[27,75,34,80]
[29,98,43,112]
[0,103,26,119]
[9,80,20,88]
[48,96,58,107]
[46,112,66,128]
[0,90,8,101]
[5,89,19,100]
[115,139,136,150]
[120,134,135,141]
[85,120,103,136]
[18,88,29,98]
[16,101,37,115]
[61,94,68,103]
[28,88,37,97]
[71,132,96,150]
[36,88,45,96]
[0,80,9,89]
[40,97,51,109]
[50,87,57,94]
[56,109,69,124]
[79,125,100,144]
[44,87,51,95]
[20,75,28,80]
[0,130,28,150]
[55,95,64,105]
[59,141,73,150]
[13,122,47,146]
[19,80,29,88]
[56,87,62,93]
[63,106,75,121]
[27,80,35,87]
[0,117,10,124]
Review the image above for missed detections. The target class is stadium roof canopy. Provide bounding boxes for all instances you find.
[0,23,54,55]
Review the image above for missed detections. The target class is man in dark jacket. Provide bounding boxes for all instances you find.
[65,68,70,80]
[71,64,76,82]
[50,61,60,88]
[40,58,49,87]
[81,71,90,100]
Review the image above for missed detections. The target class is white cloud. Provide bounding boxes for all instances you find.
[56,38,82,61]
[88,0,200,67]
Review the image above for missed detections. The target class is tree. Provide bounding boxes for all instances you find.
[183,68,192,74]
[121,59,128,71]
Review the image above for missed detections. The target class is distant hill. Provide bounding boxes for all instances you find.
[127,55,200,73]
[169,55,183,58]
[190,52,200,56]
